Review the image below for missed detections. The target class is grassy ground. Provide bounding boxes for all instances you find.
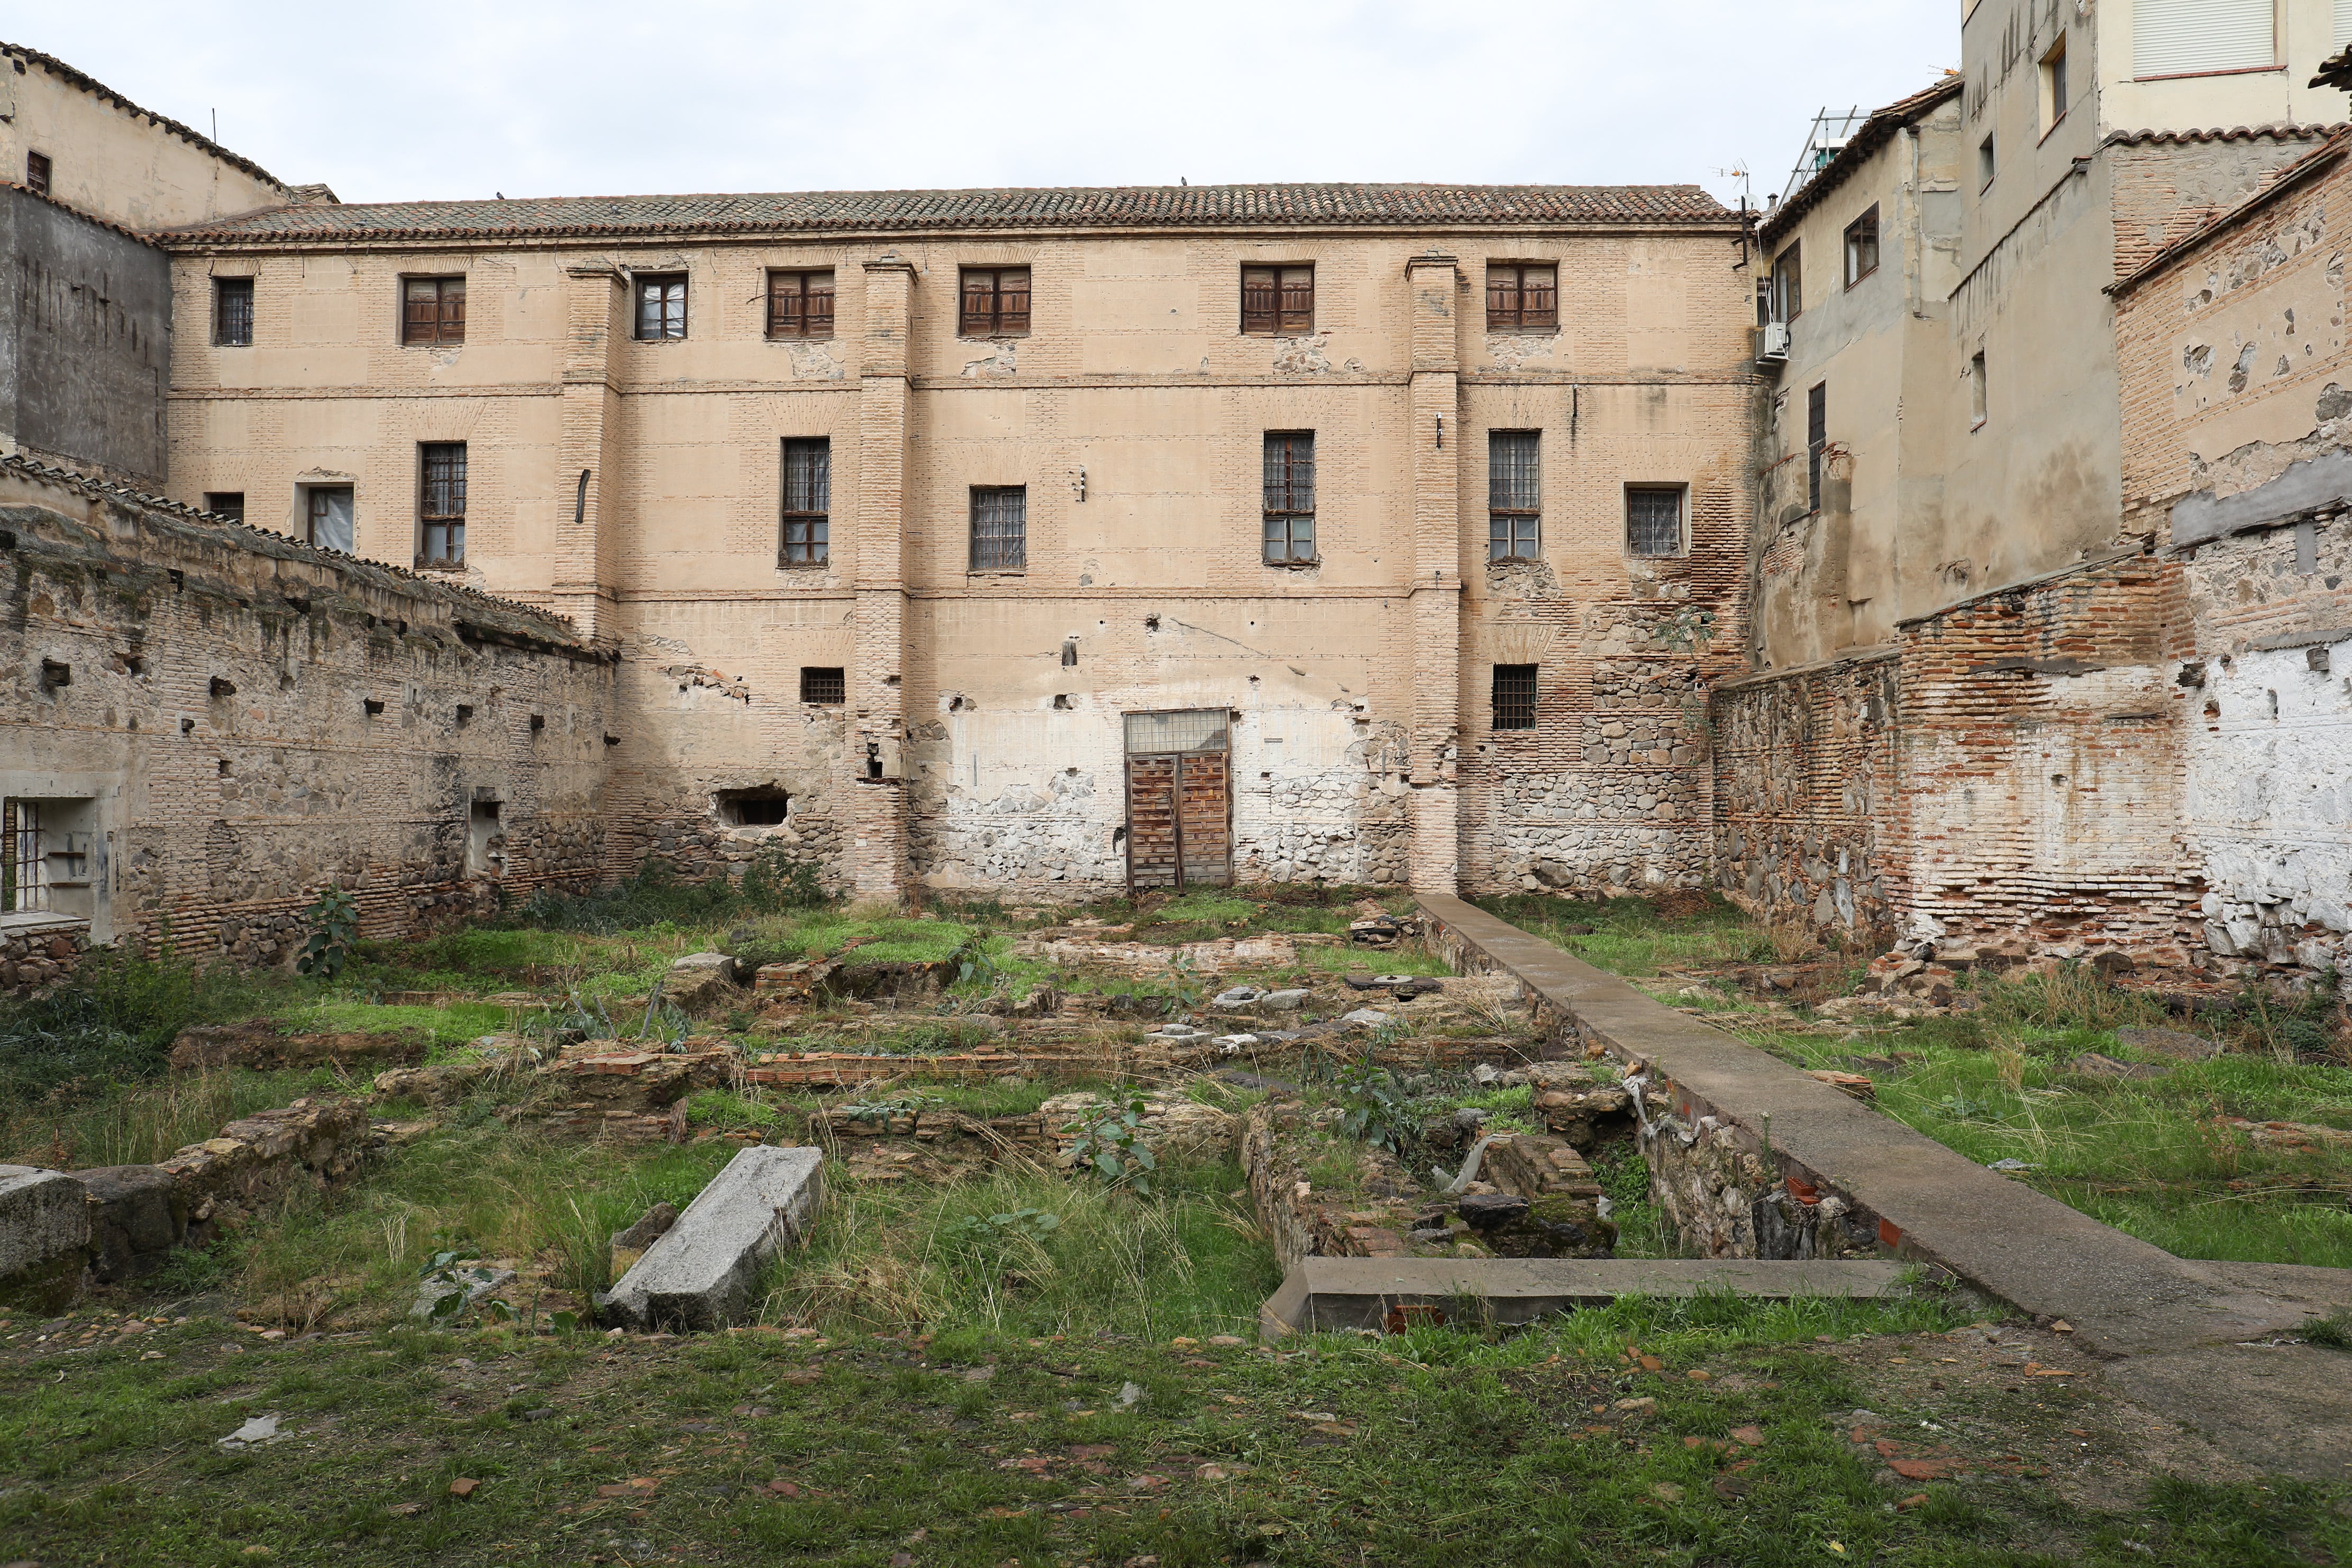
[1487,894,2352,1270]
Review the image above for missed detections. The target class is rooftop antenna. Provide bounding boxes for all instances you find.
[1713,162,1753,207]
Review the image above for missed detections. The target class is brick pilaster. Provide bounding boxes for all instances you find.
[850,256,917,901]
[1405,252,1464,892]
[554,263,625,642]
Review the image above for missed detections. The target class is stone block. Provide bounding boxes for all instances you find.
[0,1166,92,1314]
[73,1165,188,1282]
[597,1146,824,1332]
[664,953,742,1011]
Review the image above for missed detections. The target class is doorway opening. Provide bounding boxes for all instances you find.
[1123,709,1232,890]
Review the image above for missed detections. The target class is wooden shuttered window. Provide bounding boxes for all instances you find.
[2133,0,2275,78]
[959,268,1031,336]
[402,277,465,345]
[1242,266,1314,335]
[780,438,830,567]
[767,270,834,339]
[1485,265,1557,330]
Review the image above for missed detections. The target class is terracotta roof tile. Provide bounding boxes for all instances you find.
[161,181,1731,244]
[1,41,287,191]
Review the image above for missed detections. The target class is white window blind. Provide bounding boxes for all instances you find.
[2134,0,2276,78]
[2336,0,2352,49]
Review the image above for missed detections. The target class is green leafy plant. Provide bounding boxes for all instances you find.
[415,1248,509,1325]
[1062,1097,1158,1196]
[295,885,361,979]
[940,1207,1063,1267]
[1335,1056,1425,1156]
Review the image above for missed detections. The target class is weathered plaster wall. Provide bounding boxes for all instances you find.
[0,187,170,483]
[0,460,614,963]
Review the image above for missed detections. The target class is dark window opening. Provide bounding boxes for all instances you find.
[1770,243,1802,323]
[1485,264,1558,331]
[1970,351,1988,429]
[800,667,846,705]
[2043,37,2069,129]
[402,276,466,346]
[24,151,50,197]
[1979,134,1996,188]
[1488,431,1540,560]
[970,486,1027,571]
[214,277,254,346]
[1627,487,1684,558]
[1242,266,1314,335]
[1491,664,1538,732]
[635,273,688,340]
[204,491,245,524]
[781,437,830,567]
[767,269,834,339]
[467,799,504,877]
[1806,382,1827,514]
[420,443,467,566]
[1262,433,1316,563]
[716,789,790,827]
[1844,206,1880,288]
[959,267,1031,337]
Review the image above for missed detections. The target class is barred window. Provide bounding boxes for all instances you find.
[214,278,253,346]
[203,492,245,524]
[780,438,831,567]
[1488,431,1540,561]
[969,486,1027,571]
[1486,264,1557,331]
[24,151,50,197]
[767,270,834,339]
[1627,487,1684,558]
[800,667,846,705]
[959,268,1030,336]
[420,443,467,566]
[635,274,688,340]
[1491,664,1538,732]
[1262,433,1316,564]
[1807,381,1827,513]
[1242,266,1314,335]
[402,276,465,345]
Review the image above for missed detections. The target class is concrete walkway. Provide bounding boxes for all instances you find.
[1419,894,2352,1480]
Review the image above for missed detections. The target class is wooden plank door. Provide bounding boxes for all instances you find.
[1176,750,1232,887]
[1125,753,1181,889]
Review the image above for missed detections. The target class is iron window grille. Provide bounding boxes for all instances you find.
[969,486,1027,571]
[1491,665,1538,732]
[959,268,1031,337]
[1807,382,1827,514]
[203,492,245,524]
[1627,487,1684,558]
[800,667,846,705]
[1486,265,1558,331]
[3,800,46,913]
[767,270,835,339]
[214,278,254,346]
[781,438,831,567]
[1242,266,1314,335]
[24,151,50,197]
[420,443,467,566]
[635,274,688,340]
[1489,432,1541,560]
[1844,206,1880,288]
[1263,433,1317,563]
[402,277,465,346]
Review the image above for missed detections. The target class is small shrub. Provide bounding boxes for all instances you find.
[1062,1097,1159,1196]
[295,886,360,979]
[2307,1309,2352,1351]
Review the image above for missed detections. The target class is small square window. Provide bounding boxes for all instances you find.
[781,437,830,567]
[959,268,1031,337]
[24,151,50,197]
[402,276,466,346]
[635,273,688,340]
[203,491,245,524]
[214,278,253,346]
[969,486,1027,571]
[1627,487,1684,558]
[1242,266,1314,335]
[1491,664,1538,731]
[767,270,834,339]
[800,667,846,705]
[1485,265,1557,331]
[1843,207,1880,288]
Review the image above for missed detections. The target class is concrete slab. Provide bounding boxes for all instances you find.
[1261,1256,1915,1337]
[597,1146,823,1332]
[0,1165,90,1314]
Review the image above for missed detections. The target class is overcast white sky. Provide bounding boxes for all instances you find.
[19,2,1955,212]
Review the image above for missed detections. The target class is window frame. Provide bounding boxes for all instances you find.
[1241,265,1315,336]
[303,484,355,555]
[24,151,50,197]
[780,437,831,569]
[1978,133,1997,191]
[1487,430,1542,562]
[634,272,689,341]
[1625,486,1686,559]
[765,269,835,340]
[2039,35,2070,136]
[968,485,1028,573]
[400,275,467,347]
[1843,206,1880,289]
[799,667,846,705]
[1970,351,1989,431]
[1770,243,1802,324]
[1262,431,1318,566]
[213,277,254,347]
[1491,664,1539,732]
[1484,263,1558,333]
[957,267,1031,339]
[203,491,245,524]
[1806,383,1828,516]
[418,442,467,568]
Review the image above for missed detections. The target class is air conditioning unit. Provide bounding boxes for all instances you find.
[1757,322,1791,364]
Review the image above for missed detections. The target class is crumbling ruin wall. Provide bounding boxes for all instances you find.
[0,459,615,967]
[1708,650,1901,942]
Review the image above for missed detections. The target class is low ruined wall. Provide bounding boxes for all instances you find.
[0,460,617,959]
[0,914,90,1000]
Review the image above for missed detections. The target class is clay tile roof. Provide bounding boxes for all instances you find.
[0,41,287,192]
[2101,121,2346,148]
[2312,44,2352,90]
[1758,77,1963,248]
[160,181,1731,245]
